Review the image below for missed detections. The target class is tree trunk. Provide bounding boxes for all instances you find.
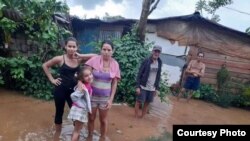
[137,0,151,41]
[137,0,160,42]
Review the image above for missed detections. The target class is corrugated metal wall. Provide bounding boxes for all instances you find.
[75,25,99,53]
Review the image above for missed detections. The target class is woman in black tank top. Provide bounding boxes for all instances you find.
[42,37,96,141]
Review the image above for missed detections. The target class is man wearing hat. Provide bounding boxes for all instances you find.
[135,45,162,118]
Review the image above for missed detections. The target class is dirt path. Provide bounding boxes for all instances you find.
[164,96,250,133]
[0,89,250,141]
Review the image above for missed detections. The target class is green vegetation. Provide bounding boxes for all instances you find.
[192,67,250,108]
[0,0,70,100]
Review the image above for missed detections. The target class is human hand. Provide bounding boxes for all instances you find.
[73,52,80,59]
[51,78,62,86]
[77,81,87,92]
[191,71,199,77]
[136,88,141,95]
[105,100,112,109]
[193,73,198,77]
[153,90,159,97]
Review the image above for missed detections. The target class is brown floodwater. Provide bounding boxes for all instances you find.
[1,89,250,141]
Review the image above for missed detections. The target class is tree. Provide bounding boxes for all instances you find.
[195,0,233,22]
[196,0,250,33]
[137,0,160,41]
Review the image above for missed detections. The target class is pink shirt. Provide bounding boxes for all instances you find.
[84,83,92,95]
[85,55,121,79]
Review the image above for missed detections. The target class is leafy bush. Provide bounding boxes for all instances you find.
[158,72,170,102]
[216,78,239,108]
[243,86,250,98]
[112,26,169,105]
[0,0,70,100]
[193,84,236,108]
[0,55,57,100]
[232,85,250,107]
[198,84,218,102]
[216,90,235,108]
[217,66,230,89]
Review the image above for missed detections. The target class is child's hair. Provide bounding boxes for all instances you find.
[75,66,92,82]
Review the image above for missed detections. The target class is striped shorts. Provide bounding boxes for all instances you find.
[91,95,110,110]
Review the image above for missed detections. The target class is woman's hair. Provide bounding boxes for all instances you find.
[65,37,78,46]
[101,40,114,50]
[75,66,91,82]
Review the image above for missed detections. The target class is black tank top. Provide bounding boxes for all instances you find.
[58,55,80,88]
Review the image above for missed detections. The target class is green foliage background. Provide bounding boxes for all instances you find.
[0,0,70,100]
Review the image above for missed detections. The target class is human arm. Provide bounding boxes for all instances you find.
[194,64,206,77]
[135,59,147,94]
[185,60,194,74]
[106,78,118,109]
[42,56,62,86]
[75,52,97,61]
[106,60,120,109]
[70,90,84,103]
[76,81,88,92]
[155,61,162,91]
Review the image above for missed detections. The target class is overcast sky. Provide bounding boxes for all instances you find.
[65,0,250,32]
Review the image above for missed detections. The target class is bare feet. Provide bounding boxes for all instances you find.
[99,136,106,141]
[86,135,93,141]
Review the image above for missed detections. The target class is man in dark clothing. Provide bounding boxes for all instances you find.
[135,45,162,118]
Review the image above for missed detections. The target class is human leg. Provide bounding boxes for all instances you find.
[135,89,146,117]
[71,120,83,141]
[99,108,109,141]
[187,77,200,102]
[134,101,141,118]
[177,88,186,101]
[53,86,66,141]
[141,90,154,118]
[187,90,194,102]
[86,107,98,141]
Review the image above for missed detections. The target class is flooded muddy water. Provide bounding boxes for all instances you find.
[1,89,250,141]
[0,89,160,141]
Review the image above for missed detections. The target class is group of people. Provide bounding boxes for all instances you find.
[42,37,205,141]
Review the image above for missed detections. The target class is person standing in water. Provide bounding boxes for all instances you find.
[134,45,162,118]
[177,51,206,102]
[85,40,121,141]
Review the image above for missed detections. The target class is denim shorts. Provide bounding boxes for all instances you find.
[136,89,155,103]
[184,76,200,91]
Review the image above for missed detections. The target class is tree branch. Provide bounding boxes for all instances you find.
[148,0,160,16]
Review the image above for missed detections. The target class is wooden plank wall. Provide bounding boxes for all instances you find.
[187,47,250,86]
